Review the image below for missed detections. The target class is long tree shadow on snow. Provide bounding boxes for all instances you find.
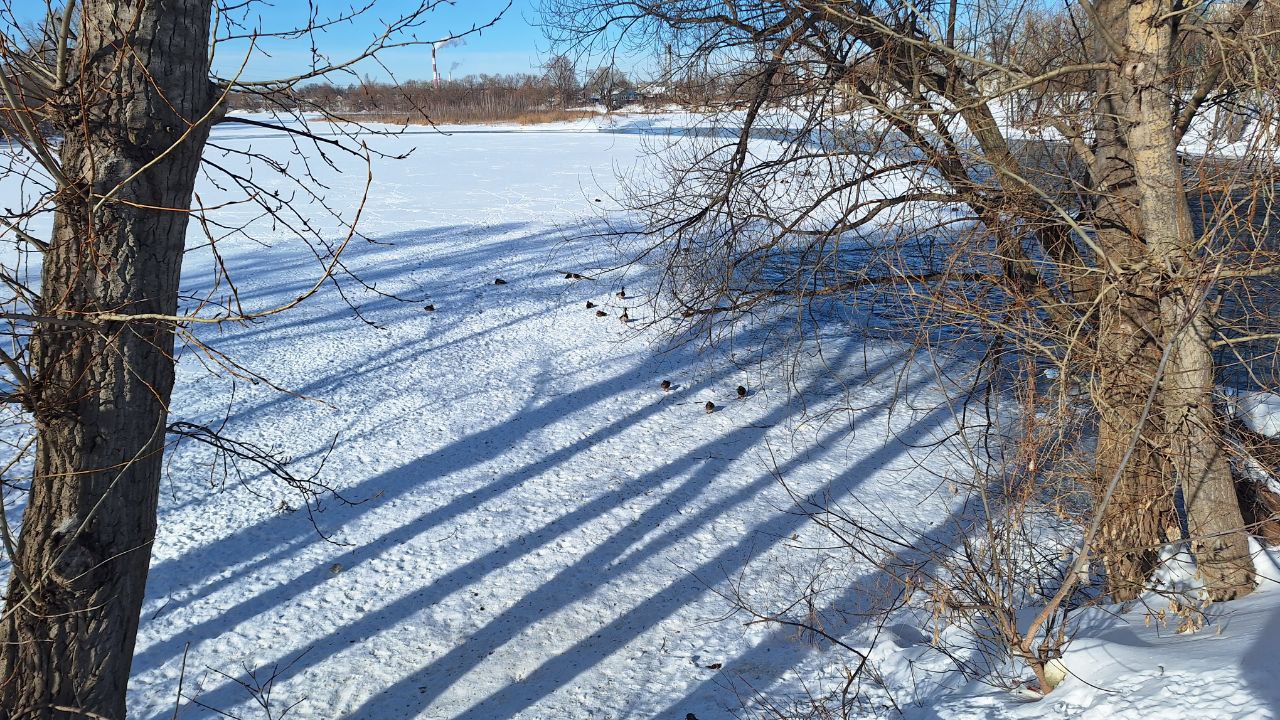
[170,220,568,424]
[139,294,789,710]
[147,335,907,717]
[143,213,971,718]
[176,340,953,719]
[429,400,956,720]
[177,221,571,350]
[651,464,976,719]
[151,220,615,528]
[143,222,636,594]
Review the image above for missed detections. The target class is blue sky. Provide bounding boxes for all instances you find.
[215,0,549,81]
[8,1,558,81]
[7,1,653,83]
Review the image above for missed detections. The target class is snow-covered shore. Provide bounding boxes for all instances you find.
[127,122,960,718]
[2,116,1278,719]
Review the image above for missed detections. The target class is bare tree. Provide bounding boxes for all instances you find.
[0,1,505,717]
[584,64,631,107]
[544,52,580,106]
[542,0,1280,615]
[271,71,591,124]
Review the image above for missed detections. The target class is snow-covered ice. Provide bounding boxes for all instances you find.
[3,116,1280,719]
[126,122,961,719]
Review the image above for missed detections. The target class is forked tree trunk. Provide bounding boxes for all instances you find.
[1084,0,1254,601]
[0,3,215,717]
[1087,21,1170,599]
[1114,0,1254,600]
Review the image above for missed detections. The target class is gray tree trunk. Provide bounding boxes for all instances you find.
[1084,4,1170,600]
[1112,0,1255,600]
[0,2,215,717]
[1093,286,1170,599]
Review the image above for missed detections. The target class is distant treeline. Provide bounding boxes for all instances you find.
[228,60,752,124]
[229,67,638,124]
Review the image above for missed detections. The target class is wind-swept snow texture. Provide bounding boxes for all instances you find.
[2,117,1279,719]
[126,121,961,719]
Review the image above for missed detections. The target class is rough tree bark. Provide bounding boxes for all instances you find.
[1086,17,1170,599]
[0,2,216,717]
[1093,285,1169,599]
[1111,0,1254,600]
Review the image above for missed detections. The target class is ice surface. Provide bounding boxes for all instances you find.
[2,116,1278,719]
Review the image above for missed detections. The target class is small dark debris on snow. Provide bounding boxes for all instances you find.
[704,401,716,414]
[494,278,507,285]
[594,197,603,203]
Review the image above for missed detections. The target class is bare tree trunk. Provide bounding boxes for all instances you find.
[1093,287,1169,599]
[0,2,215,717]
[1161,297,1254,598]
[1115,0,1254,601]
[1085,11,1170,599]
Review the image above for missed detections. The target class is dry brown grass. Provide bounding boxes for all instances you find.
[511,110,599,125]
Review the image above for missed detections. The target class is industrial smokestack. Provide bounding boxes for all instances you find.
[432,38,465,89]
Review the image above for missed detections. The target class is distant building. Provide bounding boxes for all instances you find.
[637,84,670,99]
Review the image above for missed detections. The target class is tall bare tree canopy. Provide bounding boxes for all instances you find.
[544,53,581,106]
[542,0,1280,624]
[0,1,503,717]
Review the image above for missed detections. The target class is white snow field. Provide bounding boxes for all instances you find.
[131,119,967,719]
[3,116,1280,719]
